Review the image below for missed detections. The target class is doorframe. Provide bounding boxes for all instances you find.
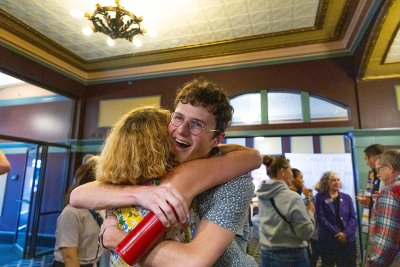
[0,134,70,258]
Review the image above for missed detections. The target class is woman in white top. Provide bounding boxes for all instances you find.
[53,156,103,267]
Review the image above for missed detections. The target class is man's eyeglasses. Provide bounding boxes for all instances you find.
[375,165,388,173]
[170,112,221,136]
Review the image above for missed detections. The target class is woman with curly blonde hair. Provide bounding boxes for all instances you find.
[96,107,178,186]
[95,106,261,266]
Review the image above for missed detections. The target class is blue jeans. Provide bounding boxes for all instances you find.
[261,246,310,267]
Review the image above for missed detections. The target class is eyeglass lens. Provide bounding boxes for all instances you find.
[171,113,205,135]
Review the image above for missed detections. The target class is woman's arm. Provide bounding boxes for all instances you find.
[344,194,357,238]
[218,143,249,154]
[70,145,261,226]
[0,150,11,175]
[60,247,80,267]
[289,196,315,241]
[162,144,262,205]
[70,181,188,227]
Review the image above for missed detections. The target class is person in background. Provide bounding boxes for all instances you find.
[290,168,305,195]
[53,156,104,267]
[367,149,400,267]
[0,150,11,175]
[315,171,357,267]
[82,154,95,165]
[290,168,313,200]
[257,155,315,267]
[357,144,385,266]
[357,144,385,211]
[308,182,322,267]
[290,167,315,264]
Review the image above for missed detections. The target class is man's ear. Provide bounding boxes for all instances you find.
[213,133,225,146]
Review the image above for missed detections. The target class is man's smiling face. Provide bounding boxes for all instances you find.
[169,102,224,163]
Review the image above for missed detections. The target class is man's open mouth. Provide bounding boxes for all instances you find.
[175,139,191,149]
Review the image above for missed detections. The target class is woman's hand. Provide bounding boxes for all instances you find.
[101,211,127,251]
[303,188,313,199]
[335,232,347,243]
[306,201,315,213]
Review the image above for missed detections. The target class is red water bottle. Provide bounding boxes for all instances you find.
[116,211,165,265]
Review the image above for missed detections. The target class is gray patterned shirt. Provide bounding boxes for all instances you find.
[195,174,257,267]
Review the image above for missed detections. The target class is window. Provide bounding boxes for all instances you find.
[268,92,302,123]
[231,93,261,125]
[229,90,349,126]
[310,96,349,121]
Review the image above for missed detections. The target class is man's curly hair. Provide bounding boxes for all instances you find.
[174,77,233,135]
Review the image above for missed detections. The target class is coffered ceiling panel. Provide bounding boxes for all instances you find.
[385,29,400,64]
[360,0,400,79]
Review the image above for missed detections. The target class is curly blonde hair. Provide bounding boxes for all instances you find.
[96,106,178,185]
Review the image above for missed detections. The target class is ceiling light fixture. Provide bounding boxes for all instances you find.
[85,0,145,42]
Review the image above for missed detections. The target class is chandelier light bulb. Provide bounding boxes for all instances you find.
[107,38,116,46]
[70,9,84,19]
[82,27,94,36]
[133,38,142,47]
[147,27,158,37]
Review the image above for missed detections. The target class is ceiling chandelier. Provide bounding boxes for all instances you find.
[85,0,145,43]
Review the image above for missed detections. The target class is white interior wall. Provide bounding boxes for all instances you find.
[291,136,314,153]
[320,135,345,153]
[254,137,282,155]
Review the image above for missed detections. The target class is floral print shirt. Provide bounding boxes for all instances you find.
[110,179,199,267]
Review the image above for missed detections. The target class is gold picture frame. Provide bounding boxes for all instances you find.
[98,95,161,127]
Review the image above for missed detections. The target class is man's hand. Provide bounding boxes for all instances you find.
[335,232,347,243]
[70,181,188,227]
[135,183,188,227]
[101,211,127,251]
[356,195,370,207]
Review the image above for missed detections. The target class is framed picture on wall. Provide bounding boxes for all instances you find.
[395,85,400,112]
[98,95,161,127]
